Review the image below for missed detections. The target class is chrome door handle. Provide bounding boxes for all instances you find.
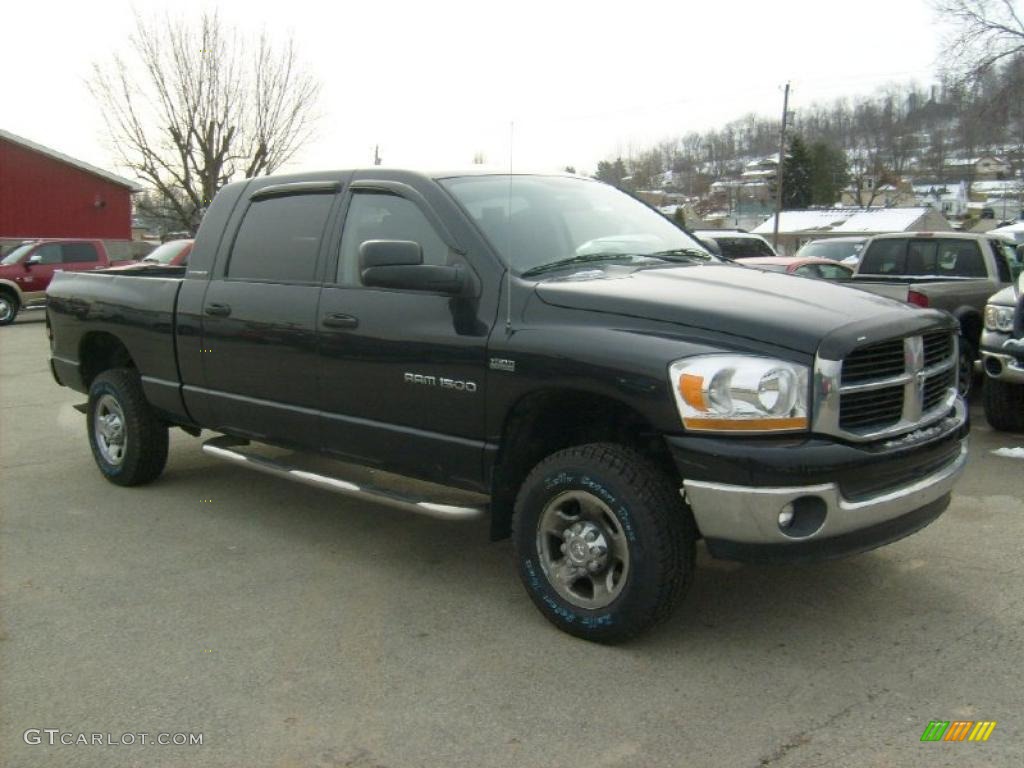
[322,313,359,329]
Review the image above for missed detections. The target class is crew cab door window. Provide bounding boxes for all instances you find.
[30,245,64,265]
[859,239,906,274]
[60,243,99,263]
[228,193,333,283]
[336,192,450,285]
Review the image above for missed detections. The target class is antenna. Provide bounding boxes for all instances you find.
[505,120,514,332]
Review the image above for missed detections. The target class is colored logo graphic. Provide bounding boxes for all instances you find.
[920,721,997,742]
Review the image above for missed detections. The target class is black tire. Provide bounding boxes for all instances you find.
[512,443,695,643]
[958,335,976,399]
[0,291,19,326]
[87,368,169,486]
[983,377,1024,432]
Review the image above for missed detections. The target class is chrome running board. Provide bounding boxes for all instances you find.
[201,435,487,521]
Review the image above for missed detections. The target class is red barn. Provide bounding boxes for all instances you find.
[0,129,138,240]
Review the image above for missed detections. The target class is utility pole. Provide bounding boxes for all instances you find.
[772,82,791,252]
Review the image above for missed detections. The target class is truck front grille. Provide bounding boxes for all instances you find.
[839,385,904,430]
[923,330,953,367]
[816,329,958,441]
[841,339,905,385]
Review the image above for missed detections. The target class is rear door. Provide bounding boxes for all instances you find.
[316,181,493,488]
[58,241,104,274]
[197,183,339,446]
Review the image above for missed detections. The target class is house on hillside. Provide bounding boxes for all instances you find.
[943,155,1012,181]
[751,207,951,255]
[0,129,139,240]
[840,179,916,208]
[913,181,968,218]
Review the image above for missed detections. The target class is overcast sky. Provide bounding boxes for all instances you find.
[4,0,945,179]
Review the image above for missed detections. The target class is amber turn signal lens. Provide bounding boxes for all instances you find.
[679,373,707,411]
[681,416,809,432]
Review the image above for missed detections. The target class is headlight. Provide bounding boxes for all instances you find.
[669,355,809,433]
[984,304,1015,333]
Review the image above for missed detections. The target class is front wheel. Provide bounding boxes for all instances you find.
[0,292,19,326]
[87,368,169,485]
[983,377,1024,432]
[512,443,695,643]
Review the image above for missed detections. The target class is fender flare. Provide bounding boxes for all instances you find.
[0,279,24,302]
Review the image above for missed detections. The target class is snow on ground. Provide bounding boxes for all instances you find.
[991,447,1024,459]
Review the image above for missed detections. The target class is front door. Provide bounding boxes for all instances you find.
[317,186,492,488]
[198,188,337,446]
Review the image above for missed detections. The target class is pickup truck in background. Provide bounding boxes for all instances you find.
[47,170,968,642]
[981,271,1024,431]
[0,239,139,325]
[850,231,1023,395]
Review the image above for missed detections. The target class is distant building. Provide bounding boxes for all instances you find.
[942,155,1012,181]
[840,179,916,208]
[752,207,951,255]
[913,181,968,218]
[0,129,139,239]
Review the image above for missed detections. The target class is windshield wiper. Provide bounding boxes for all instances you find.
[643,248,716,263]
[521,249,715,278]
[521,252,645,277]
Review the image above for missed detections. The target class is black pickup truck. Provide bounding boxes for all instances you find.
[47,170,968,642]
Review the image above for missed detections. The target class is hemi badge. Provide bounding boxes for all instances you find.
[490,358,516,373]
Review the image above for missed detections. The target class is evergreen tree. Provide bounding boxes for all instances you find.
[781,136,813,209]
[594,158,628,188]
[808,142,849,206]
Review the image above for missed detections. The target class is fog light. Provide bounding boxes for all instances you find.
[778,503,795,529]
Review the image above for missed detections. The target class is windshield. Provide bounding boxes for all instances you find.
[797,240,865,261]
[143,240,191,265]
[1,243,35,266]
[706,236,775,259]
[441,175,712,274]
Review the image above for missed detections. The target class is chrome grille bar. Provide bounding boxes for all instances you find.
[813,331,958,442]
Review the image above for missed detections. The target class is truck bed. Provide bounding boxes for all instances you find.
[47,270,187,421]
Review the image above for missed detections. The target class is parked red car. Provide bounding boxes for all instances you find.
[0,239,138,325]
[736,256,854,280]
[141,238,193,266]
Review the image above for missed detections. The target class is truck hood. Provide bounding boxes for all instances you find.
[534,264,942,355]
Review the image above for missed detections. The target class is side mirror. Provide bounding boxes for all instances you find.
[359,239,424,270]
[359,240,465,295]
[25,253,42,268]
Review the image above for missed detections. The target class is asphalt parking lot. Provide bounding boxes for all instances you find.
[2,310,1022,768]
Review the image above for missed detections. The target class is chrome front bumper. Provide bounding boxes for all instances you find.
[982,352,1024,384]
[683,442,967,548]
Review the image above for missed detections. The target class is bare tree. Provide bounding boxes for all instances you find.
[934,1,1024,82]
[91,11,321,234]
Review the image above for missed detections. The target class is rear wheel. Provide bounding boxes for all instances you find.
[983,377,1024,432]
[0,292,19,326]
[87,368,169,485]
[512,443,695,643]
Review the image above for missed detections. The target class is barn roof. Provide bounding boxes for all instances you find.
[0,128,141,191]
[753,207,948,236]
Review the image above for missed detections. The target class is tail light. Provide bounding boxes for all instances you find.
[907,290,929,308]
